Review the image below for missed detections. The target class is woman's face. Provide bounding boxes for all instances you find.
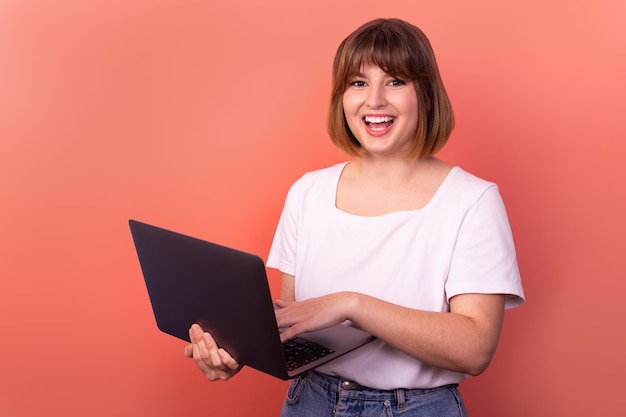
[342,64,419,159]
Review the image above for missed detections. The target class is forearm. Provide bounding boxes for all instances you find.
[345,292,505,376]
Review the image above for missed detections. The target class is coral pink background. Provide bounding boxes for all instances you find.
[1,1,624,416]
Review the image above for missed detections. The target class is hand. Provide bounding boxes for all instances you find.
[274,292,358,342]
[184,324,241,381]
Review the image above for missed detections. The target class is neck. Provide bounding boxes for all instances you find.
[351,155,437,181]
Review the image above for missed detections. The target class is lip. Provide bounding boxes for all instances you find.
[362,114,395,136]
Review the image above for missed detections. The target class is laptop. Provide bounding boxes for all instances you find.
[129,219,375,380]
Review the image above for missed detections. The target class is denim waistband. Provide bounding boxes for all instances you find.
[304,370,457,402]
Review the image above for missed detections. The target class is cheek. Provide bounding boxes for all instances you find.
[341,95,352,114]
[339,98,361,141]
[341,96,360,125]
[402,93,420,129]
[341,91,362,114]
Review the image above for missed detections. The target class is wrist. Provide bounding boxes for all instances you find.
[341,291,362,323]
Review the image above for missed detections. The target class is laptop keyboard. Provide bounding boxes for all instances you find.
[282,337,335,371]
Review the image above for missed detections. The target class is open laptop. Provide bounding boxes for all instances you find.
[129,219,375,380]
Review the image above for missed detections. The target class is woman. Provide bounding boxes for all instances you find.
[185,18,525,416]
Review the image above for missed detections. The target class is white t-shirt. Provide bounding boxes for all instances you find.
[267,162,525,390]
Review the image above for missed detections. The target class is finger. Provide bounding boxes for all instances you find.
[279,324,303,343]
[194,334,231,379]
[275,307,298,329]
[218,348,240,370]
[184,343,193,358]
[189,325,220,366]
[189,324,204,343]
[274,299,291,309]
[202,331,226,368]
[280,329,294,343]
[187,325,238,381]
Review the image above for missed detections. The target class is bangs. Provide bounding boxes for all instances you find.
[333,21,428,89]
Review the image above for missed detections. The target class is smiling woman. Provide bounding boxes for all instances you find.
[185,17,524,417]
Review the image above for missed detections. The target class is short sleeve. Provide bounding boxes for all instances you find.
[445,185,525,309]
[266,180,299,276]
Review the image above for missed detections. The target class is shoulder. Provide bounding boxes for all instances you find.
[447,166,495,189]
[428,166,508,218]
[289,162,348,192]
[281,162,348,209]
[444,167,499,200]
[298,162,348,183]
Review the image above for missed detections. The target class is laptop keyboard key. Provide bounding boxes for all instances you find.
[282,337,335,371]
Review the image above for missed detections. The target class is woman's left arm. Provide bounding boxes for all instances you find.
[274,291,504,376]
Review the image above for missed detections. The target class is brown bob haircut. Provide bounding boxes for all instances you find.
[327,18,454,159]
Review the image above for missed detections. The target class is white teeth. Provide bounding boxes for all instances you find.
[364,116,394,123]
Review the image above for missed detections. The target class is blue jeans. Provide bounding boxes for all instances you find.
[281,371,467,417]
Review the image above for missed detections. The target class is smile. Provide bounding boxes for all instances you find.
[363,116,395,132]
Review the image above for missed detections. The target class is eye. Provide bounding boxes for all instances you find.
[388,79,407,86]
[349,80,367,87]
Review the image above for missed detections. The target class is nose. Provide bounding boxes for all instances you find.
[366,85,387,109]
